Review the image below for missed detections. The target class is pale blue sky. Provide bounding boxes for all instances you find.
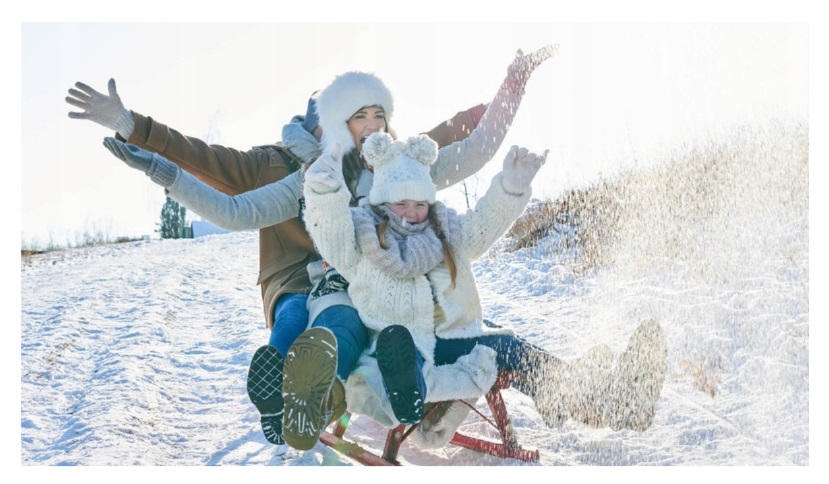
[13,5,814,248]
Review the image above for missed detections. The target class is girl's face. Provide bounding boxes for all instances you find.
[348,106,387,152]
[384,200,430,224]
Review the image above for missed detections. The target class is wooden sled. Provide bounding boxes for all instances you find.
[319,372,540,465]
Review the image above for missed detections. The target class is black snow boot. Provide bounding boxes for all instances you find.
[376,325,426,425]
[246,345,285,445]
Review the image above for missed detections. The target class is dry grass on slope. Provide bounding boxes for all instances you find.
[505,117,809,272]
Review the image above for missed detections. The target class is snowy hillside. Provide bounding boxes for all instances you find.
[20,119,809,468]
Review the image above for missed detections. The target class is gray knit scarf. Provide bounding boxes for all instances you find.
[352,200,459,279]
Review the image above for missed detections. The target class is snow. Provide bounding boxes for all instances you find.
[19,120,815,478]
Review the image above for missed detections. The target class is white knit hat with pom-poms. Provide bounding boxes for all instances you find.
[364,132,438,205]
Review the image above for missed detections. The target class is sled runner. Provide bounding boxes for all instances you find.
[318,372,540,465]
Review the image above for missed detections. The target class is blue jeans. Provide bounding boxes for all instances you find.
[434,333,559,379]
[311,304,369,381]
[398,331,550,401]
[268,293,311,356]
[268,294,368,381]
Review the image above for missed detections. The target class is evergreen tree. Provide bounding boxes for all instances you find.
[158,196,188,239]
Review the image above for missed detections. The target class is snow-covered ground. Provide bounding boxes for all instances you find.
[20,120,812,476]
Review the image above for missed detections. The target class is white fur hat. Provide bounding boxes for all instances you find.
[315,71,395,154]
[362,132,438,205]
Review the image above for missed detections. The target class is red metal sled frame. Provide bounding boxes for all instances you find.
[318,372,540,465]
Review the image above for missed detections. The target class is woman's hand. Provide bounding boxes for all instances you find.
[67,79,129,131]
[102,137,180,188]
[102,137,153,173]
[502,44,559,95]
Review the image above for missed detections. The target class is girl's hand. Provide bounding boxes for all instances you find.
[501,145,548,195]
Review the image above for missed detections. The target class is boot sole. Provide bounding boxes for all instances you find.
[282,327,338,450]
[246,345,285,445]
[376,325,424,424]
[420,400,455,429]
[324,377,348,427]
[609,319,668,431]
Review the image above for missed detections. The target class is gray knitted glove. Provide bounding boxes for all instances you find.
[501,44,559,95]
[304,150,344,194]
[102,137,180,188]
[500,145,548,195]
[67,79,134,137]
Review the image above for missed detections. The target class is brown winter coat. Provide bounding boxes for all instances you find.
[121,105,486,328]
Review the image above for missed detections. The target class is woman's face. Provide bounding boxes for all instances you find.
[384,200,430,224]
[348,105,387,152]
